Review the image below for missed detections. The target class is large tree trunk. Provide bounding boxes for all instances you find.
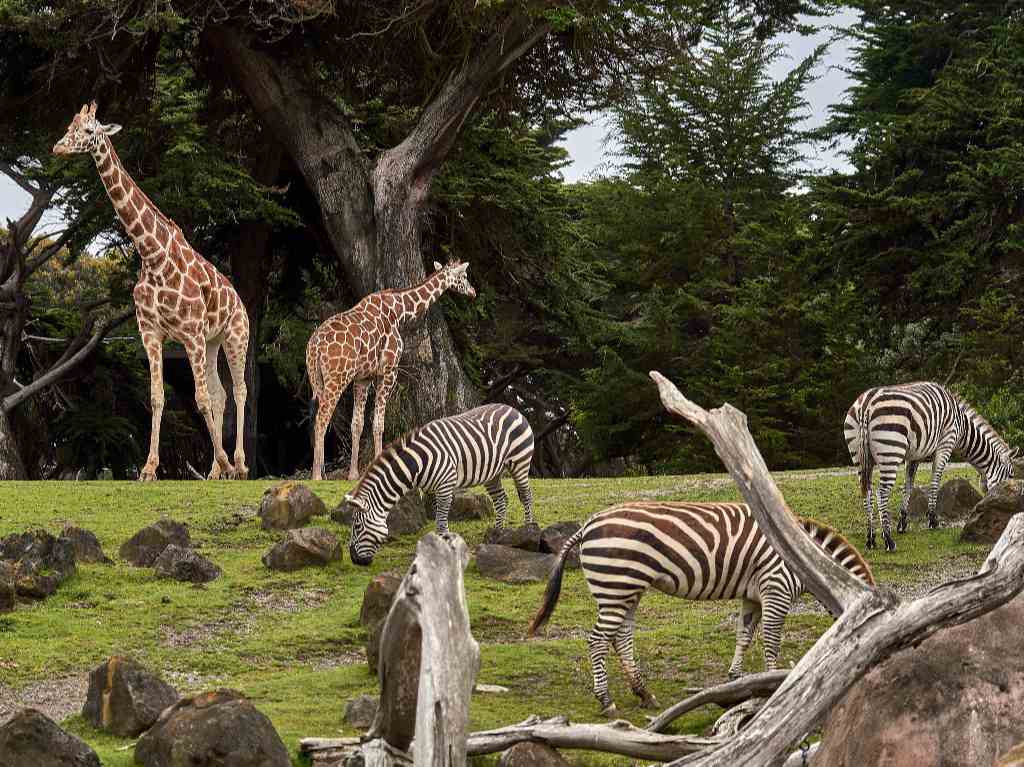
[0,407,26,480]
[203,18,546,426]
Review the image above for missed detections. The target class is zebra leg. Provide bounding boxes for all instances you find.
[728,598,762,679]
[863,470,876,550]
[611,602,657,709]
[928,440,956,530]
[876,468,898,552]
[510,460,535,525]
[433,482,455,535]
[897,460,919,534]
[588,594,636,717]
[759,590,792,671]
[484,478,509,528]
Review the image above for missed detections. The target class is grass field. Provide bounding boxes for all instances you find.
[0,467,990,765]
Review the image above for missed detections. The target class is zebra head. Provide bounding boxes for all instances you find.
[986,446,1018,490]
[346,493,388,566]
[433,259,476,300]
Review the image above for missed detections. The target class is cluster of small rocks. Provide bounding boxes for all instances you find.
[259,482,340,571]
[475,521,581,583]
[121,518,221,584]
[0,657,290,767]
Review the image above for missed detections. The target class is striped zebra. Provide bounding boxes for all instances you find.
[527,501,873,716]
[345,403,535,565]
[844,381,1016,552]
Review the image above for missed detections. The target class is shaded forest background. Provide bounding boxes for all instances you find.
[1,0,1022,480]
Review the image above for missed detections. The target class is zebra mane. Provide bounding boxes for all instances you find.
[957,399,1013,459]
[799,517,875,586]
[349,425,425,498]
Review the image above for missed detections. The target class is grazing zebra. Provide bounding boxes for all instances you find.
[345,403,535,565]
[844,381,1016,552]
[527,501,873,716]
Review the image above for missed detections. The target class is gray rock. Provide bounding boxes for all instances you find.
[0,530,76,600]
[135,689,290,767]
[82,656,179,737]
[901,488,929,525]
[153,545,221,584]
[475,544,557,584]
[539,521,582,568]
[262,528,340,571]
[359,572,403,630]
[61,525,112,564]
[0,563,15,613]
[484,523,542,551]
[331,491,428,537]
[935,478,982,523]
[0,708,101,767]
[343,694,378,730]
[258,482,326,530]
[815,592,1024,767]
[120,519,191,567]
[424,490,495,522]
[498,742,571,767]
[961,479,1024,544]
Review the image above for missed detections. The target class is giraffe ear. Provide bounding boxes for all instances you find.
[433,261,443,272]
[88,101,98,117]
[100,123,122,136]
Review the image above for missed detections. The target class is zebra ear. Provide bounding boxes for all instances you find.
[345,493,368,510]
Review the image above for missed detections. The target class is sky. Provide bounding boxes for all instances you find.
[0,8,858,228]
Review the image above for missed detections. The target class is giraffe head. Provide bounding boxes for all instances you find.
[53,102,122,156]
[433,259,476,300]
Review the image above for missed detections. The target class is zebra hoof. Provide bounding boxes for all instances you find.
[601,703,618,718]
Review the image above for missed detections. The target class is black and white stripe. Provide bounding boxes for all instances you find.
[346,404,534,565]
[527,501,873,716]
[844,381,1015,551]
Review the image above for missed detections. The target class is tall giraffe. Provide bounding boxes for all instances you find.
[307,260,476,481]
[53,102,249,480]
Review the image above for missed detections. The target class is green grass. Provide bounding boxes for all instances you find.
[0,468,990,766]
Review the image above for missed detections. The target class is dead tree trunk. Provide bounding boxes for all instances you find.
[647,370,1024,767]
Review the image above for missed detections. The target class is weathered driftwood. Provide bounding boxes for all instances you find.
[648,370,1024,767]
[324,532,479,766]
[647,670,788,733]
[465,715,723,760]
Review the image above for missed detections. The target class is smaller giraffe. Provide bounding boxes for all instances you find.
[306,260,476,481]
[53,102,250,480]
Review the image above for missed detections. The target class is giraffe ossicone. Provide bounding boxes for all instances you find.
[306,260,477,481]
[54,102,251,481]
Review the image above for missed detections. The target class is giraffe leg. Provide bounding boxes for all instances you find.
[204,339,229,479]
[311,372,351,481]
[612,601,657,708]
[184,340,231,480]
[728,598,762,678]
[139,325,165,482]
[484,478,509,528]
[348,380,371,481]
[222,325,249,479]
[371,370,398,461]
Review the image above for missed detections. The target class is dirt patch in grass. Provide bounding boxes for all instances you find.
[0,674,89,725]
[244,586,331,613]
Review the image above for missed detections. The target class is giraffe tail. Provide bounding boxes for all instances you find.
[527,525,585,638]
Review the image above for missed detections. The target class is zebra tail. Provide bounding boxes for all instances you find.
[859,413,873,497]
[526,526,584,638]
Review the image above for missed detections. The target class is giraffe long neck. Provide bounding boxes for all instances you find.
[91,136,171,266]
[396,272,447,323]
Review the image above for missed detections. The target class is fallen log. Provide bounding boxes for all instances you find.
[647,670,789,733]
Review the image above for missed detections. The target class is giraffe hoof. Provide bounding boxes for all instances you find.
[234,467,249,481]
[639,694,659,709]
[138,471,157,482]
[347,471,359,481]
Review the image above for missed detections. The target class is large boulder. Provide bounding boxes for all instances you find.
[424,490,495,523]
[153,545,221,584]
[0,708,100,767]
[498,742,571,767]
[343,694,378,730]
[120,519,191,567]
[0,530,76,600]
[61,525,112,564]
[814,592,1024,767]
[360,572,403,673]
[934,478,982,523]
[135,689,290,767]
[483,523,542,551]
[331,491,428,537]
[961,479,1024,544]
[475,544,556,584]
[0,563,15,613]
[82,656,179,737]
[539,521,582,568]
[261,528,340,571]
[258,482,326,530]
[901,488,930,526]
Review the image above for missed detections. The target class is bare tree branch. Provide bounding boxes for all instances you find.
[647,671,789,734]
